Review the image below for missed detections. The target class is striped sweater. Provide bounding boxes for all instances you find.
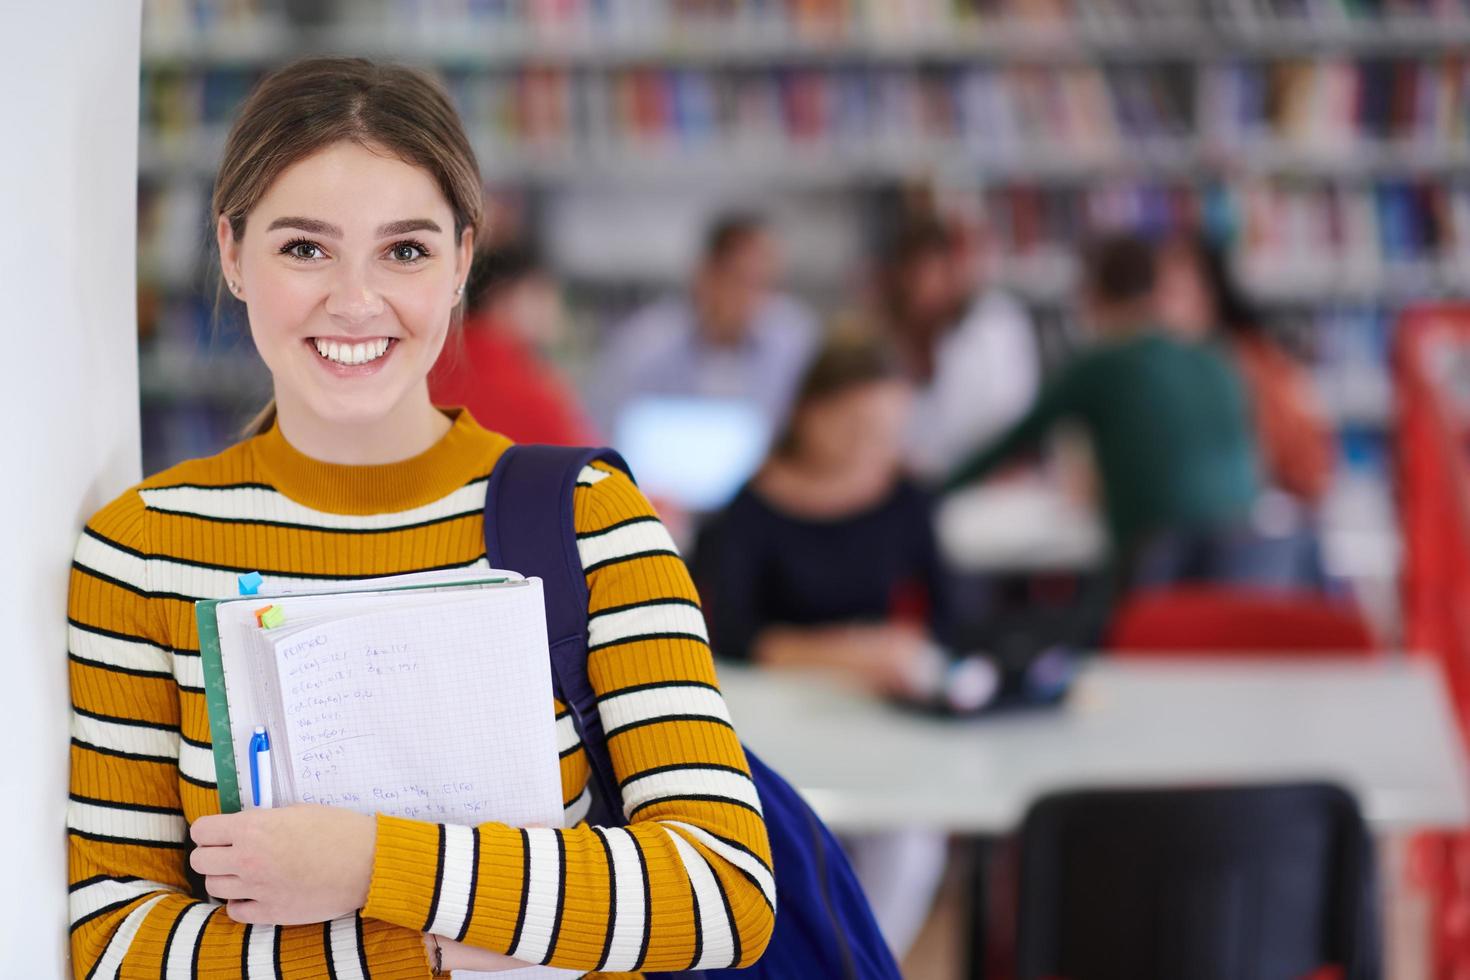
[67,407,774,979]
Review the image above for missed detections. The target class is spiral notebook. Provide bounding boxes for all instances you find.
[196,570,586,976]
[195,569,565,829]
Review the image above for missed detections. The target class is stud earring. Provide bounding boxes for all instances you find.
[454,284,464,297]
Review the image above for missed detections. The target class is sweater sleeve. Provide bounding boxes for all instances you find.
[1235,337,1335,504]
[67,490,431,979]
[363,463,776,974]
[941,357,1085,493]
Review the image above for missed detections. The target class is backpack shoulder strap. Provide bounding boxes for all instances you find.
[482,444,632,826]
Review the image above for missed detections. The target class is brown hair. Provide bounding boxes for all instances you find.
[879,217,952,301]
[771,325,905,459]
[702,212,767,266]
[213,57,485,438]
[1082,232,1157,308]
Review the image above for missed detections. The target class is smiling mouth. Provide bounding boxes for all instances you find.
[310,337,397,366]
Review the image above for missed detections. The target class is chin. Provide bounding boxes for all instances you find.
[300,387,412,428]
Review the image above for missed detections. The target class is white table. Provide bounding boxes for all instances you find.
[936,479,1106,573]
[718,657,1470,834]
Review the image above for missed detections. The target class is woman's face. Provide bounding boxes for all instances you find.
[1154,244,1215,340]
[217,141,473,427]
[895,252,954,332]
[794,379,913,475]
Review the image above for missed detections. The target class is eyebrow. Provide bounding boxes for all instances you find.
[264,216,443,238]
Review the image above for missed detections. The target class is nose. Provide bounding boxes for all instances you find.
[323,261,385,325]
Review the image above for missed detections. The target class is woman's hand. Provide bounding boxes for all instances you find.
[756,621,938,697]
[189,805,376,925]
[423,934,536,973]
[844,623,937,697]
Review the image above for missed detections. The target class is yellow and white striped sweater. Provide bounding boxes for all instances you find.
[67,407,774,978]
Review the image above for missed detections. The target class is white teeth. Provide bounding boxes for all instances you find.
[312,338,392,366]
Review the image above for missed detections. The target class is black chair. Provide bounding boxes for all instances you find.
[1014,783,1381,980]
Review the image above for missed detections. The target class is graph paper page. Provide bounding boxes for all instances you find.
[269,579,564,830]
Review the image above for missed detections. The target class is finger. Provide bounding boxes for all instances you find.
[188,844,235,877]
[204,875,248,902]
[189,814,238,847]
[225,900,263,925]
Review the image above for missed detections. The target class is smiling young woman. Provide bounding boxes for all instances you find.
[67,57,773,979]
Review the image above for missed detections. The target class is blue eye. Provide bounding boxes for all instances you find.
[390,240,432,263]
[280,238,323,261]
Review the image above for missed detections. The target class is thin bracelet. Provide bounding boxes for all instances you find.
[430,934,444,977]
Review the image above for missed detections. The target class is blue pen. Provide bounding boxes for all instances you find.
[249,726,273,809]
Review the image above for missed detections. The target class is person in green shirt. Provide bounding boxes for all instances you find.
[943,234,1266,591]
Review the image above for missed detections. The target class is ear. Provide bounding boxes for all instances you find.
[455,226,474,296]
[216,213,242,291]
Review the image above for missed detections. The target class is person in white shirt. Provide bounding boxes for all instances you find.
[880,217,1041,481]
[588,213,820,445]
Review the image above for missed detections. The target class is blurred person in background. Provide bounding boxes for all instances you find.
[428,241,599,445]
[692,331,955,960]
[880,215,1040,480]
[588,211,819,445]
[944,233,1276,596]
[1155,232,1335,589]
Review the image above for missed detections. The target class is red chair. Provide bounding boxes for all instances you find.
[1394,305,1470,975]
[1106,586,1377,657]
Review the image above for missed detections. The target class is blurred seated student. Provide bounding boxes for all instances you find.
[694,331,957,694]
[693,331,954,959]
[588,211,819,447]
[1155,233,1335,588]
[881,215,1040,480]
[944,233,1274,593]
[429,241,598,445]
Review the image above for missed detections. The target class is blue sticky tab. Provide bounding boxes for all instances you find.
[237,571,264,596]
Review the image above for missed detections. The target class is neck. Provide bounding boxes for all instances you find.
[693,282,750,348]
[895,328,939,382]
[272,385,454,465]
[696,310,745,349]
[761,451,896,514]
[1091,301,1155,337]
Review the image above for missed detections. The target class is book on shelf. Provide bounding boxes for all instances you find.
[141,0,1470,50]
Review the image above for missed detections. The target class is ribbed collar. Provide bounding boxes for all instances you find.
[248,406,508,514]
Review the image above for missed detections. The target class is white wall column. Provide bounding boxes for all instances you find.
[0,3,144,974]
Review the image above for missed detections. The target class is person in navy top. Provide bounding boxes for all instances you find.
[692,329,955,959]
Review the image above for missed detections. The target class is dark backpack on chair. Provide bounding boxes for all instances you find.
[483,444,902,979]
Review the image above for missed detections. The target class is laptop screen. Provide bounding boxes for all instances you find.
[612,396,771,513]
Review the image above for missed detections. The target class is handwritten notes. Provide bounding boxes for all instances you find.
[267,582,564,829]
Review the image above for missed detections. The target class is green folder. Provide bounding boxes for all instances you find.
[195,597,244,812]
[194,574,511,814]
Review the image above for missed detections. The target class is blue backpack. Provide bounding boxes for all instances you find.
[483,444,902,979]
